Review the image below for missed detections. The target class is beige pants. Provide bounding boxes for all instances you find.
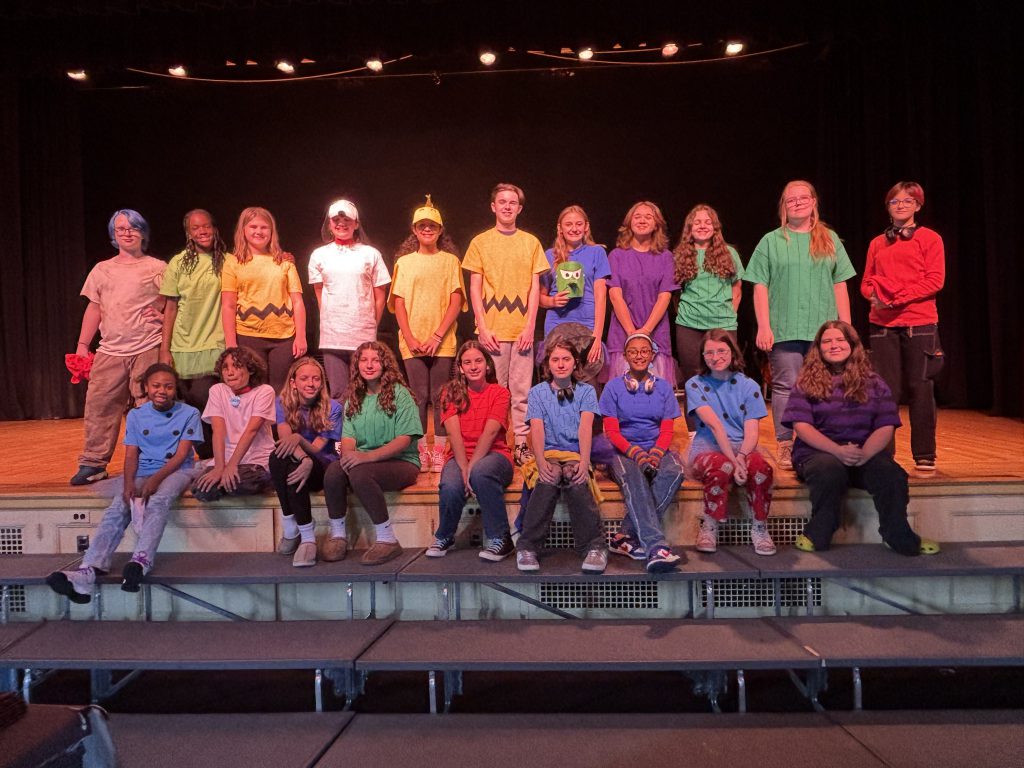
[78,347,160,467]
[490,340,534,442]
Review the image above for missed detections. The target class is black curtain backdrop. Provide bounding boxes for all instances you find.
[1,11,1019,420]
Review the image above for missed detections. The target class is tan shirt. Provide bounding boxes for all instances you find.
[81,255,166,356]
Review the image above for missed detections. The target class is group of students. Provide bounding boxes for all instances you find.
[47,178,943,601]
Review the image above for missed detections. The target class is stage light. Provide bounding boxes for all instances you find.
[66,70,87,81]
[725,41,744,56]
[168,65,187,77]
[578,47,594,60]
[366,58,383,73]
[479,50,497,66]
[276,60,295,74]
[661,43,679,57]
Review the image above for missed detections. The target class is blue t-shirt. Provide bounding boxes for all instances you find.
[598,376,680,450]
[275,397,343,465]
[124,401,202,476]
[685,373,767,456]
[526,381,599,452]
[541,244,611,335]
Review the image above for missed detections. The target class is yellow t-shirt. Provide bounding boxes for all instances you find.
[388,250,466,359]
[462,229,547,341]
[221,254,302,339]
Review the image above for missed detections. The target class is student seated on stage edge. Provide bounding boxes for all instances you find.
[463,182,549,467]
[782,321,939,556]
[515,341,608,574]
[48,364,202,602]
[600,332,684,574]
[70,209,167,486]
[191,347,275,501]
[271,357,343,568]
[322,341,423,566]
[685,329,776,557]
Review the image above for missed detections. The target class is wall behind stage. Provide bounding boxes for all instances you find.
[3,24,1019,419]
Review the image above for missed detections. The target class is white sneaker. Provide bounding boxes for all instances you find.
[776,440,793,470]
[751,520,777,556]
[581,548,608,574]
[516,550,540,571]
[696,516,719,553]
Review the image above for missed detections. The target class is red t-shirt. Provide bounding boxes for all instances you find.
[861,226,945,327]
[442,383,512,464]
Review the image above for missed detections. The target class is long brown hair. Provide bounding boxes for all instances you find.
[550,205,597,268]
[777,180,836,260]
[439,341,498,415]
[279,357,336,435]
[615,201,669,253]
[232,206,286,265]
[698,329,745,375]
[345,341,412,419]
[672,204,737,285]
[796,321,875,403]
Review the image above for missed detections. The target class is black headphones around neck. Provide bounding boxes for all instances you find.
[884,224,918,243]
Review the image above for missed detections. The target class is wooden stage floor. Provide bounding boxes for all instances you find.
[1,407,1020,497]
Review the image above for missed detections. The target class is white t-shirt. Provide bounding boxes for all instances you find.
[202,383,276,469]
[308,242,391,350]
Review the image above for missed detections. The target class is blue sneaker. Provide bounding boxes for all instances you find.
[608,532,646,561]
[425,536,455,558]
[646,547,681,574]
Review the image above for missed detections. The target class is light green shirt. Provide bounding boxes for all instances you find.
[159,250,226,376]
[743,228,856,343]
[675,245,744,331]
[342,385,423,468]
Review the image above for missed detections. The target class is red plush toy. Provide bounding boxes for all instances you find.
[65,352,95,384]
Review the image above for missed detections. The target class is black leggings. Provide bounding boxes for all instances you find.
[403,356,452,436]
[322,459,419,524]
[237,334,295,395]
[179,374,218,460]
[269,453,329,525]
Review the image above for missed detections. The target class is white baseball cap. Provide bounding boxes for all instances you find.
[328,199,359,220]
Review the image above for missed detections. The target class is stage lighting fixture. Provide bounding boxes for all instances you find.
[661,43,679,57]
[725,41,745,55]
[366,58,384,72]
[276,60,295,74]
[168,65,187,77]
[578,47,594,60]
[479,50,497,66]
[66,70,87,81]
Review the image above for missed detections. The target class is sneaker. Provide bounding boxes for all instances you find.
[514,442,534,467]
[292,541,318,567]
[516,549,540,572]
[425,536,455,558]
[321,536,348,562]
[751,520,777,556]
[361,540,403,566]
[696,516,719,554]
[277,535,300,556]
[776,440,793,471]
[431,447,446,473]
[70,465,108,486]
[914,458,937,472]
[608,532,646,561]
[418,448,432,473]
[794,534,816,552]
[479,535,514,562]
[121,561,144,593]
[46,567,95,604]
[646,547,682,574]
[581,547,608,574]
[919,538,941,555]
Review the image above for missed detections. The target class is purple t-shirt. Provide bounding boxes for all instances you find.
[607,247,679,354]
[782,374,901,467]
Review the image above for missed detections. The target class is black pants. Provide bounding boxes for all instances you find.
[869,323,943,461]
[237,334,295,395]
[191,463,270,501]
[403,355,452,436]
[796,450,921,555]
[269,453,329,525]
[516,471,605,555]
[322,459,419,524]
[179,374,218,459]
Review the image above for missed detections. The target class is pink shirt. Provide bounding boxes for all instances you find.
[80,255,166,355]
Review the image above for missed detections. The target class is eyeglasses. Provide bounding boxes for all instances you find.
[888,198,917,208]
[114,226,141,235]
[625,349,653,359]
[703,350,731,359]
[785,195,813,206]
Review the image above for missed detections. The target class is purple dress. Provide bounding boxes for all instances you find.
[605,247,680,385]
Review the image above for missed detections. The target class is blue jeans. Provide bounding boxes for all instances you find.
[769,340,812,441]
[610,451,684,553]
[82,468,194,572]
[437,453,514,541]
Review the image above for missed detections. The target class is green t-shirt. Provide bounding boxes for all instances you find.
[675,245,744,331]
[743,228,856,343]
[160,250,226,376]
[342,385,423,468]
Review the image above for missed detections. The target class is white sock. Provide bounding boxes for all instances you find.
[298,522,316,544]
[281,515,299,539]
[374,520,398,544]
[434,436,447,450]
[329,518,347,539]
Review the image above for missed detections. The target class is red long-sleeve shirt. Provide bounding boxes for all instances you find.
[860,226,945,326]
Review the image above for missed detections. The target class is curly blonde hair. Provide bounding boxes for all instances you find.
[279,357,336,435]
[777,180,836,260]
[615,201,669,253]
[345,341,413,419]
[672,204,737,285]
[796,321,875,404]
